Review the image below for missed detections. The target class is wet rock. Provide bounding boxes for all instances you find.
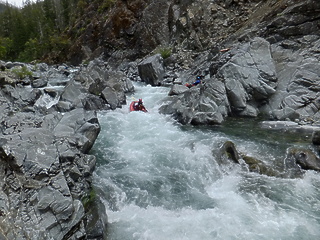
[168,84,189,96]
[31,77,48,88]
[312,130,320,145]
[84,196,108,239]
[216,141,240,164]
[242,155,278,177]
[216,140,279,177]
[260,121,320,134]
[286,148,320,172]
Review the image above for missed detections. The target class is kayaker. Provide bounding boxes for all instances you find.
[134,99,147,112]
[192,76,202,86]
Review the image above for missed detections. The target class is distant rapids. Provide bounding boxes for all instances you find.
[91,83,320,240]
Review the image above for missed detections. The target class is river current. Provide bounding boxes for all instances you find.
[91,83,320,240]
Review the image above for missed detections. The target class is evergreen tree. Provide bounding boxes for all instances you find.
[0,0,85,62]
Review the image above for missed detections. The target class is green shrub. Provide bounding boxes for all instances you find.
[0,37,13,60]
[18,38,42,62]
[11,66,33,79]
[156,46,172,59]
[81,188,97,210]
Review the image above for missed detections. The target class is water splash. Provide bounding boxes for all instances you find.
[91,83,320,240]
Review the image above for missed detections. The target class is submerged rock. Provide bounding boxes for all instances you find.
[216,140,280,177]
[216,141,241,165]
[285,148,320,173]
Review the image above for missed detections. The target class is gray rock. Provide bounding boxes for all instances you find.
[312,131,320,145]
[31,78,48,88]
[219,37,277,113]
[216,141,241,165]
[168,84,189,96]
[54,108,100,154]
[138,54,164,86]
[101,86,121,110]
[0,62,107,240]
[284,147,320,177]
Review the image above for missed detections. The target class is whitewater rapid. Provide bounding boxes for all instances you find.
[91,83,320,240]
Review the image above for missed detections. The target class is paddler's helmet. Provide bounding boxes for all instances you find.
[138,99,143,104]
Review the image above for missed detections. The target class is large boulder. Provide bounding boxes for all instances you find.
[53,108,100,154]
[160,83,226,125]
[284,147,320,177]
[138,54,165,86]
[265,38,320,121]
[218,37,277,116]
[160,37,277,124]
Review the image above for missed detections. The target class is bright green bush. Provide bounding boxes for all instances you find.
[156,46,172,59]
[11,66,33,79]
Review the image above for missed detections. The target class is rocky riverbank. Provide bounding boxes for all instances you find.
[0,60,133,239]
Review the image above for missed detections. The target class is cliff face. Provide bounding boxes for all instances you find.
[157,0,320,125]
[61,0,274,65]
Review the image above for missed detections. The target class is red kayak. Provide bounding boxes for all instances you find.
[130,101,148,112]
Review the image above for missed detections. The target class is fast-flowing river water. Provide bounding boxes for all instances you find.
[91,83,320,240]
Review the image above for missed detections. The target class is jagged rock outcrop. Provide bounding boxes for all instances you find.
[158,0,320,126]
[60,0,269,65]
[0,60,131,239]
[159,37,277,124]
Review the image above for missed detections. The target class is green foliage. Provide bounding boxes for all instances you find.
[0,1,8,13]
[0,37,12,59]
[49,34,71,52]
[81,188,97,210]
[11,66,33,79]
[98,0,116,12]
[18,38,41,62]
[0,0,81,62]
[0,0,120,63]
[155,46,172,59]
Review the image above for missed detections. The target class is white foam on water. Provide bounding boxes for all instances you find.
[92,83,320,240]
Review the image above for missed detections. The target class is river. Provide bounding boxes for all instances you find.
[91,83,320,240]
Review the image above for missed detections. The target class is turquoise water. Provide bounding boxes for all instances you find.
[91,83,320,240]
